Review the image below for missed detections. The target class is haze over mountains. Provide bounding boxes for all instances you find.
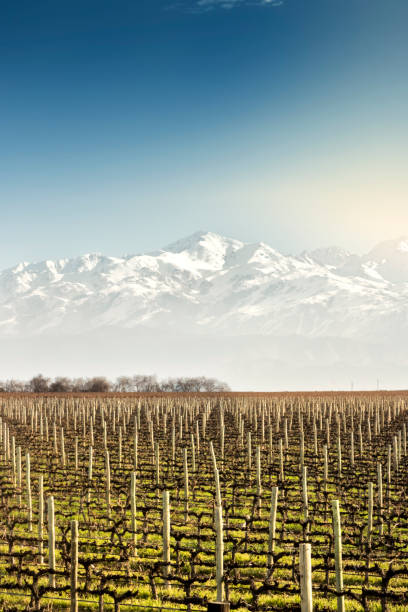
[1,231,408,390]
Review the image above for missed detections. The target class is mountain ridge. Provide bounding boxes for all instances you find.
[1,230,408,389]
[1,230,408,339]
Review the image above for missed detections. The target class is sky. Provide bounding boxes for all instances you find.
[1,0,408,268]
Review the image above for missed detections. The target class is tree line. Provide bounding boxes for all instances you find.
[0,374,230,393]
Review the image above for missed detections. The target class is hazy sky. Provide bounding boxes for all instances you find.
[1,0,407,267]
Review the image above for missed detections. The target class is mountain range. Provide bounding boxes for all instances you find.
[1,231,408,390]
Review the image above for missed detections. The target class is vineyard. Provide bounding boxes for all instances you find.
[0,392,408,611]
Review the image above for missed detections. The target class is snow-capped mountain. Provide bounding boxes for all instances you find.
[1,231,408,390]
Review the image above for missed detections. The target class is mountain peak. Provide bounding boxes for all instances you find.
[368,236,408,258]
[159,231,244,270]
[163,230,243,253]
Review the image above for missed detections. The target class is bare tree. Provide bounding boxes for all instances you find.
[49,377,72,392]
[84,377,111,393]
[132,375,158,392]
[3,379,27,392]
[0,373,230,393]
[160,378,176,392]
[29,375,50,393]
[70,378,87,392]
[115,376,134,392]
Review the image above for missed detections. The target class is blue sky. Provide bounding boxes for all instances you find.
[1,0,408,267]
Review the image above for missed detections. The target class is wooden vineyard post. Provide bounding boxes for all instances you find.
[256,445,262,512]
[26,452,33,532]
[150,424,155,460]
[118,427,122,468]
[203,410,207,440]
[70,520,78,612]
[61,427,66,467]
[87,446,93,505]
[377,463,383,536]
[38,474,44,564]
[337,435,342,479]
[210,440,217,471]
[323,445,328,494]
[155,442,160,487]
[299,543,313,612]
[17,446,22,508]
[332,500,345,612]
[183,447,189,521]
[74,436,78,472]
[365,482,374,587]
[195,420,200,457]
[215,503,224,602]
[48,496,56,588]
[134,430,138,470]
[387,445,391,508]
[171,424,175,465]
[162,490,170,587]
[53,422,58,455]
[5,424,9,461]
[6,424,10,461]
[105,450,111,518]
[214,468,222,509]
[359,422,363,457]
[220,412,225,461]
[326,418,330,450]
[367,482,373,547]
[137,402,141,430]
[313,419,318,457]
[393,436,399,472]
[350,430,355,468]
[103,422,107,450]
[130,472,137,552]
[11,436,16,485]
[268,486,279,568]
[247,432,252,473]
[279,439,284,482]
[300,429,305,472]
[302,466,309,539]
[191,433,196,473]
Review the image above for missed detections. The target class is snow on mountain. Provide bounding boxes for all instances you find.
[1,231,408,389]
[301,246,353,269]
[362,237,408,283]
[1,230,408,338]
[161,230,244,270]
